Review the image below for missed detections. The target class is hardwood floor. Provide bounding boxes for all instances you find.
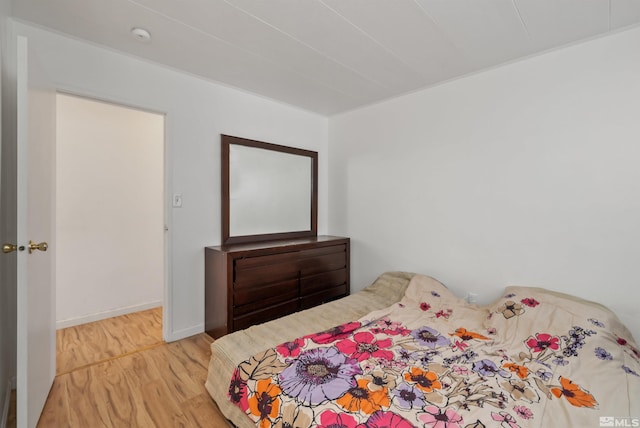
[38,333,228,427]
[56,307,164,375]
[15,308,233,427]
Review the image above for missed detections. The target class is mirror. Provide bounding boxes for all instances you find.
[222,135,318,245]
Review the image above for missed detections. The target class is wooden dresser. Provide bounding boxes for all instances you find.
[205,236,350,338]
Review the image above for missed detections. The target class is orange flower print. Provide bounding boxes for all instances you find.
[336,379,390,414]
[551,377,597,408]
[403,367,442,393]
[503,362,529,379]
[451,327,490,341]
[248,378,282,428]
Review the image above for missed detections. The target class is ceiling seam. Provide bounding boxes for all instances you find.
[221,0,394,93]
[511,0,532,40]
[317,0,428,80]
[410,0,472,66]
[124,0,363,103]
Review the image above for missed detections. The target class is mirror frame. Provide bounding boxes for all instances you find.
[221,134,318,245]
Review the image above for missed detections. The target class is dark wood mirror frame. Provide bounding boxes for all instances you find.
[221,134,318,245]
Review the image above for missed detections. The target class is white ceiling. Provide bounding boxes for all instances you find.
[10,0,640,115]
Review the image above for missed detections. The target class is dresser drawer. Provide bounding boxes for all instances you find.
[234,278,298,314]
[298,245,347,276]
[235,251,299,269]
[300,269,347,296]
[234,256,299,289]
[299,284,348,310]
[298,245,345,259]
[233,299,299,331]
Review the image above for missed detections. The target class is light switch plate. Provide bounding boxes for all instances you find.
[172,193,183,208]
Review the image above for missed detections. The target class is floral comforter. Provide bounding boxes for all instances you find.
[228,275,640,428]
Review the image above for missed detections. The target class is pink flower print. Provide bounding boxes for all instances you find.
[491,411,520,428]
[318,410,359,428]
[227,369,249,411]
[452,340,469,352]
[370,317,411,336]
[419,406,464,428]
[360,360,376,372]
[513,405,533,420]
[452,365,471,376]
[525,333,560,353]
[436,309,453,319]
[420,302,431,311]
[336,332,394,362]
[275,338,304,358]
[361,411,415,428]
[521,298,540,308]
[305,321,361,344]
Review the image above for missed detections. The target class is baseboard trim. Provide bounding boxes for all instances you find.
[1,380,12,428]
[56,300,163,329]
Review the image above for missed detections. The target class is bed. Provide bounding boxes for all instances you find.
[205,272,640,428]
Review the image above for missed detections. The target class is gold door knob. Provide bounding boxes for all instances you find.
[28,240,48,254]
[2,243,18,254]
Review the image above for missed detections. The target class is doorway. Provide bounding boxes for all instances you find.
[55,93,165,372]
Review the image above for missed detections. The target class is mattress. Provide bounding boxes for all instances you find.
[206,272,640,428]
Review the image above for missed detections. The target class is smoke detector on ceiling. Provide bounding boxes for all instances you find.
[131,27,151,42]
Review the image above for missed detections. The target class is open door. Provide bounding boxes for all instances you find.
[14,35,56,428]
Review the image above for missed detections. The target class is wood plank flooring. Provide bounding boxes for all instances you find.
[26,309,233,427]
[56,307,164,375]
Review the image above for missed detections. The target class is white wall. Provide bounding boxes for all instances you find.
[56,94,164,327]
[12,21,328,341]
[329,26,640,341]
